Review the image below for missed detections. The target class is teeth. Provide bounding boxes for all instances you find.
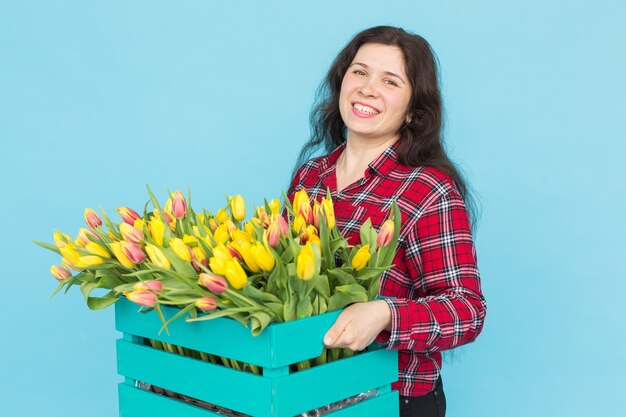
[353,103,379,114]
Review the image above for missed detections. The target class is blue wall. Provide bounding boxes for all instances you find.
[2,1,624,416]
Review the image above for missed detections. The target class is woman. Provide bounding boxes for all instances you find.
[287,26,487,417]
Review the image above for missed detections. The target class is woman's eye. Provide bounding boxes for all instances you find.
[385,79,398,86]
[353,70,365,76]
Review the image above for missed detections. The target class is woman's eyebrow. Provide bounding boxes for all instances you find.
[350,62,406,85]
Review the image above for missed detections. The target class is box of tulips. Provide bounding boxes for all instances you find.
[36,186,401,417]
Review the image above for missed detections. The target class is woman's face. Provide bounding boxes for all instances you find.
[339,43,412,144]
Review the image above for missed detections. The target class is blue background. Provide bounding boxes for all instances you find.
[2,1,625,416]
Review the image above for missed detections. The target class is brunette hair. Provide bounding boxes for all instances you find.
[291,25,478,224]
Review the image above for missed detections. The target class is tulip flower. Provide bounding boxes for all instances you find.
[253,243,275,272]
[121,241,146,264]
[230,241,260,272]
[164,197,173,214]
[195,296,217,312]
[291,216,304,235]
[226,244,243,260]
[255,206,270,226]
[351,244,371,271]
[183,234,198,245]
[61,257,80,272]
[321,197,336,229]
[85,242,111,258]
[198,273,228,294]
[230,194,245,221]
[208,218,219,232]
[110,242,136,268]
[60,245,81,265]
[224,259,248,289]
[209,256,228,275]
[133,280,163,292]
[149,217,165,246]
[145,244,171,269]
[275,214,290,236]
[313,201,321,228]
[213,224,230,244]
[124,290,157,308]
[265,222,281,248]
[169,238,191,262]
[171,190,187,219]
[231,230,252,243]
[53,231,72,249]
[118,207,141,225]
[50,265,71,281]
[293,190,313,224]
[120,223,144,244]
[377,219,395,248]
[216,208,229,224]
[191,246,208,271]
[269,199,281,215]
[300,225,319,246]
[133,218,144,230]
[296,243,315,280]
[84,208,102,229]
[76,228,98,247]
[75,255,105,268]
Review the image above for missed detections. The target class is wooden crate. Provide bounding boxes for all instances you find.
[115,298,399,417]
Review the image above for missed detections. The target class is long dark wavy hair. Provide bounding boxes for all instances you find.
[291,25,478,225]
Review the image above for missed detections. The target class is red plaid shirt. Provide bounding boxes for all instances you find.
[287,141,487,396]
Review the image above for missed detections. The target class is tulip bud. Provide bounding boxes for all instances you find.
[293,215,306,234]
[61,257,80,272]
[226,244,243,260]
[145,244,171,269]
[275,214,289,236]
[84,208,102,229]
[351,244,371,271]
[293,190,313,224]
[120,223,144,244]
[253,243,275,272]
[269,199,281,215]
[164,197,173,215]
[60,245,81,265]
[265,222,281,248]
[121,241,146,264]
[134,218,144,230]
[133,280,163,292]
[124,290,157,307]
[149,217,165,246]
[198,273,228,294]
[85,242,111,258]
[216,208,229,224]
[296,243,315,280]
[76,228,99,247]
[213,224,229,244]
[50,265,71,281]
[75,255,105,268]
[191,246,208,271]
[300,225,319,246]
[321,197,336,229]
[313,201,321,228]
[118,207,141,225]
[377,219,395,248]
[183,234,198,245]
[53,231,73,249]
[110,242,136,268]
[209,218,219,232]
[195,296,217,312]
[171,190,187,219]
[224,259,248,289]
[230,194,246,221]
[209,256,228,275]
[169,238,191,262]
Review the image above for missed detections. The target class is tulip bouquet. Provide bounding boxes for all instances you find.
[36,186,400,373]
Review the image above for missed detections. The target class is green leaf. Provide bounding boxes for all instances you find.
[48,280,67,299]
[296,296,313,319]
[162,247,198,279]
[146,184,164,213]
[367,278,381,300]
[80,281,98,302]
[242,284,282,304]
[265,302,285,321]
[185,306,257,322]
[87,291,119,310]
[355,266,390,281]
[314,274,330,299]
[158,303,196,335]
[327,289,368,311]
[249,312,272,336]
[33,240,61,255]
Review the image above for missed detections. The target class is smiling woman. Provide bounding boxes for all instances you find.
[287,26,487,417]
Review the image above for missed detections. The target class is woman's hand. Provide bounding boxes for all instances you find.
[323,299,392,351]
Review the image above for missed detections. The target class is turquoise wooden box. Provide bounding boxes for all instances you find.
[115,298,399,417]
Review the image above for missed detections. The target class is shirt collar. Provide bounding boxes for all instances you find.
[319,140,401,179]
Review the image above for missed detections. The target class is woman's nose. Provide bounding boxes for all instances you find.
[359,78,378,97]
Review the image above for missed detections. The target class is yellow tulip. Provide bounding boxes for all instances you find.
[296,243,315,280]
[230,194,246,221]
[224,259,248,289]
[145,244,171,269]
[253,243,275,272]
[231,241,260,272]
[214,224,230,244]
[216,208,229,224]
[110,241,137,268]
[197,213,206,225]
[50,265,71,281]
[231,229,252,243]
[170,238,191,262]
[59,245,81,265]
[293,215,306,234]
[209,256,227,274]
[377,219,395,248]
[191,246,208,271]
[321,197,336,229]
[293,189,312,223]
[183,234,198,245]
[54,231,73,249]
[75,255,104,268]
[85,242,111,258]
[351,244,371,271]
[269,199,281,215]
[149,217,165,246]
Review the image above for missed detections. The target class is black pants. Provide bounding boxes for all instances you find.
[399,376,446,417]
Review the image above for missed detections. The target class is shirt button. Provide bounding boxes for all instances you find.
[404,399,409,404]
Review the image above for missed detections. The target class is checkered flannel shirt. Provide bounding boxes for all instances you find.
[287,141,487,396]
